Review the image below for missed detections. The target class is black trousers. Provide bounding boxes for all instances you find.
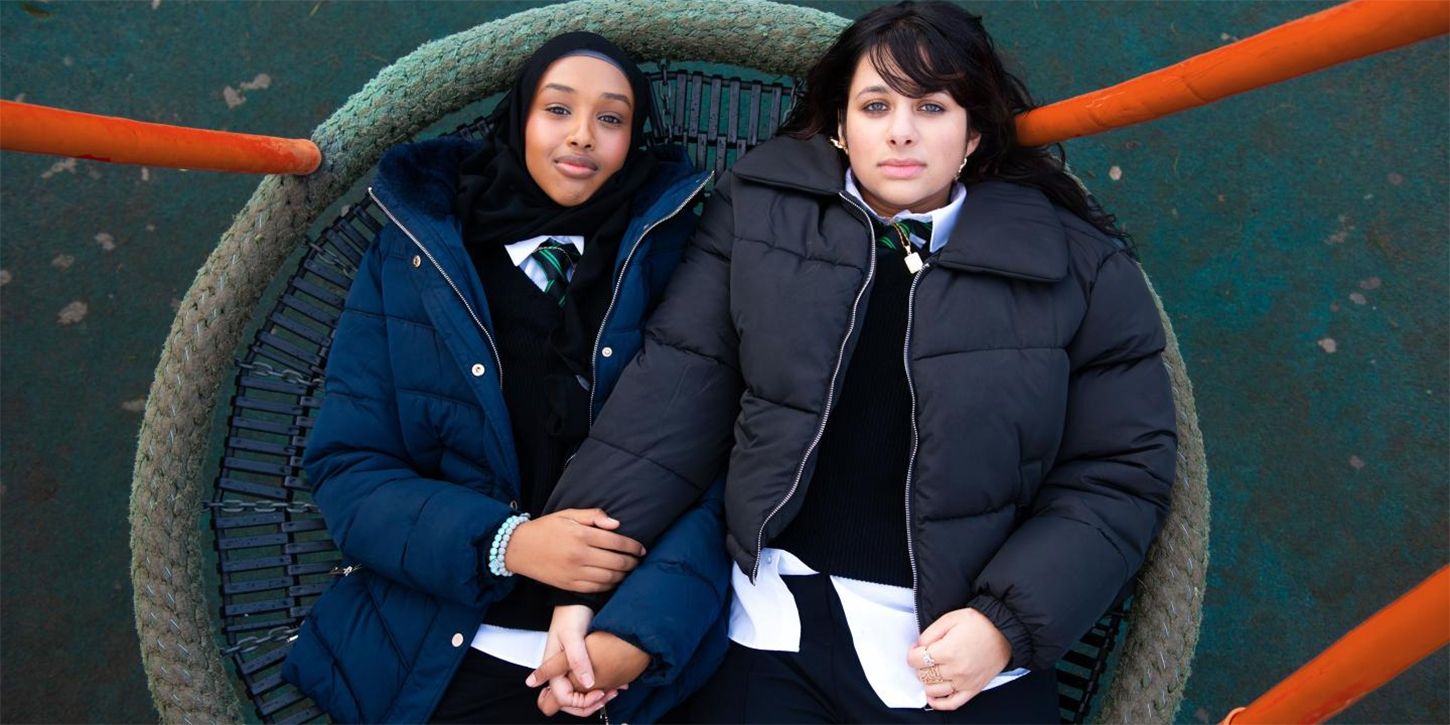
[431,648,593,724]
[686,575,1059,724]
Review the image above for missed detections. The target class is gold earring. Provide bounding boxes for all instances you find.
[830,136,848,152]
[957,153,971,175]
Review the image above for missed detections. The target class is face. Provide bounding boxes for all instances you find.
[524,55,635,207]
[840,54,980,217]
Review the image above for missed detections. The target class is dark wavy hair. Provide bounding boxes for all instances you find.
[780,1,1130,247]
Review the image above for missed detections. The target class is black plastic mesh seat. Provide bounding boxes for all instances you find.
[209,66,1127,724]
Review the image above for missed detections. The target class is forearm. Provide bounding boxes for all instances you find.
[590,481,730,685]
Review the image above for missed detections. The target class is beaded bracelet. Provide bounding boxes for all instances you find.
[488,513,530,577]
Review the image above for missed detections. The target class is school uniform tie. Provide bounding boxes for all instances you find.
[870,217,932,273]
[529,238,582,306]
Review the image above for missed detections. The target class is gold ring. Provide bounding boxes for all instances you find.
[919,665,944,685]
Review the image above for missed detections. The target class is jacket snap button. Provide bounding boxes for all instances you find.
[470,363,485,377]
[451,633,464,647]
[601,347,614,358]
[411,255,422,268]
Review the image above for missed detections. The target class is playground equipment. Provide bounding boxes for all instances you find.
[1223,566,1450,725]
[116,2,1207,721]
[6,0,1445,174]
[0,100,321,174]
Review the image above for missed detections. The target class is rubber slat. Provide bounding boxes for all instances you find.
[257,332,322,371]
[280,519,327,533]
[287,582,331,597]
[286,561,340,576]
[291,278,347,310]
[214,512,287,529]
[269,311,332,347]
[217,477,289,500]
[222,456,293,477]
[238,375,311,396]
[219,532,290,550]
[279,293,340,329]
[223,617,294,635]
[223,598,292,617]
[220,555,291,573]
[228,414,295,437]
[285,540,336,555]
[258,689,305,717]
[224,577,293,595]
[276,705,325,725]
[226,436,294,457]
[238,645,290,676]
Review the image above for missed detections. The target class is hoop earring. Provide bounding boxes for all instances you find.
[830,136,848,152]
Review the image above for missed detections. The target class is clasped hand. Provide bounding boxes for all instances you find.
[524,605,650,717]
[503,508,645,592]
[906,607,1013,711]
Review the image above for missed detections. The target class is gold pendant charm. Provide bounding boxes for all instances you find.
[904,252,923,273]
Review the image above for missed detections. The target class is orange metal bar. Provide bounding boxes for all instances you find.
[3,0,1445,170]
[0,100,320,175]
[1222,565,1450,725]
[1017,0,1450,146]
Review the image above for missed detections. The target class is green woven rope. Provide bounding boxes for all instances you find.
[127,2,1207,722]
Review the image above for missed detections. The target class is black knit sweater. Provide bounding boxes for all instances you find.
[772,254,916,587]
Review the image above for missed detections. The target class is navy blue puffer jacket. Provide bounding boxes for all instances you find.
[282,136,729,723]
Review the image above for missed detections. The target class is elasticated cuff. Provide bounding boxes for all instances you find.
[966,592,1036,671]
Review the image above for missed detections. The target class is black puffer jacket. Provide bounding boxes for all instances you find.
[548,134,1177,670]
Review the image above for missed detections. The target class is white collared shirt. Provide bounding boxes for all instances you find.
[504,234,585,292]
[730,549,1030,709]
[843,170,966,254]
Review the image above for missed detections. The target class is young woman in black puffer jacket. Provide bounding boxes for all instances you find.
[539,3,1177,721]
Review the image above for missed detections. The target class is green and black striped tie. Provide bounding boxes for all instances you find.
[871,217,933,253]
[530,238,582,306]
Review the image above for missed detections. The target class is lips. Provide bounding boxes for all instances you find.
[879,159,926,180]
[554,154,599,179]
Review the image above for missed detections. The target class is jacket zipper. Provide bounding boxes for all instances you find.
[902,262,930,628]
[367,188,504,386]
[588,173,713,426]
[751,192,878,579]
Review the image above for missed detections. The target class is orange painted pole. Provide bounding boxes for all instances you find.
[0,100,320,175]
[1017,0,1450,146]
[1221,565,1450,725]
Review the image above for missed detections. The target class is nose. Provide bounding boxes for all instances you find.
[887,107,917,148]
[567,118,594,150]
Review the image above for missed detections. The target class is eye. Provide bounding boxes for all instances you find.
[543,104,570,116]
[919,102,946,114]
[598,113,625,126]
[863,100,888,114]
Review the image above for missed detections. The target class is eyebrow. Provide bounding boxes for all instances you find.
[853,84,951,101]
[602,92,633,108]
[541,83,633,108]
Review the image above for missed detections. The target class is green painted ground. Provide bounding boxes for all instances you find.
[1,1,1445,722]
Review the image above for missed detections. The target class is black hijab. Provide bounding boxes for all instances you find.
[454,31,658,247]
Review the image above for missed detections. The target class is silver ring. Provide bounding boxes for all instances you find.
[921,647,936,667]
